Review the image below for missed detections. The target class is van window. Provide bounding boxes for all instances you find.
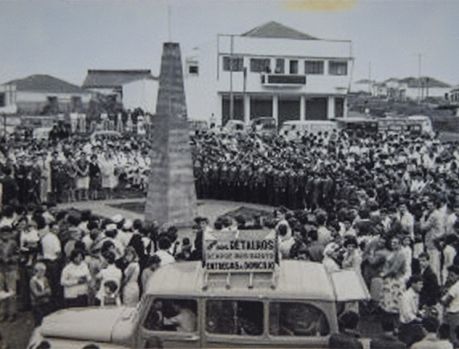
[206,300,263,336]
[269,302,330,336]
[143,298,198,333]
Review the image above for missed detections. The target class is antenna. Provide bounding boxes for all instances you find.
[167,5,172,42]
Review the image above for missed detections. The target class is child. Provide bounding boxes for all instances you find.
[30,262,52,325]
[100,280,121,307]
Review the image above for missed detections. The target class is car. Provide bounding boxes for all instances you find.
[29,231,370,349]
[223,120,247,134]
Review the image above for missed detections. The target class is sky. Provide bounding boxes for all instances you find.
[0,0,458,86]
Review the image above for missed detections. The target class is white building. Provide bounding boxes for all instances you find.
[82,70,157,113]
[184,21,353,126]
[450,85,459,104]
[0,74,91,115]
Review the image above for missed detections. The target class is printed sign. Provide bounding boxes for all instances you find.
[204,230,277,272]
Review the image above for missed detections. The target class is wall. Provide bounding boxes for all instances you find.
[122,79,158,114]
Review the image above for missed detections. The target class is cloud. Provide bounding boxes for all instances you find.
[282,0,358,12]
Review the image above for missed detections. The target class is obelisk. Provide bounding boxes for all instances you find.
[144,42,198,227]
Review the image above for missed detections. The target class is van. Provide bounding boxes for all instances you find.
[28,241,369,348]
[250,117,277,137]
[279,121,338,140]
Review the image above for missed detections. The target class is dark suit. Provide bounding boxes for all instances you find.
[420,265,440,307]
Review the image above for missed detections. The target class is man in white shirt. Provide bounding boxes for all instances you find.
[400,278,423,323]
[442,265,459,347]
[154,237,175,266]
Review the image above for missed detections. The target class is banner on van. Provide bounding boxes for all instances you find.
[204,230,277,273]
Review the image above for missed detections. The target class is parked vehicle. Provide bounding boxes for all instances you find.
[279,121,338,140]
[223,119,247,134]
[250,117,277,137]
[28,259,369,349]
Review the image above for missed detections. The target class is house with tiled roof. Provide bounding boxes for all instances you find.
[364,76,451,101]
[82,69,157,113]
[184,21,353,125]
[0,74,91,115]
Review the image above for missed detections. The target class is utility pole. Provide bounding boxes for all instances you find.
[167,5,172,42]
[418,53,422,101]
[368,61,372,94]
[229,35,234,121]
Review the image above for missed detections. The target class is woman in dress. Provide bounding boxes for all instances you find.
[121,247,140,306]
[89,154,102,200]
[100,152,117,199]
[380,236,407,325]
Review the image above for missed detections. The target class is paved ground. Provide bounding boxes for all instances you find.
[59,198,274,226]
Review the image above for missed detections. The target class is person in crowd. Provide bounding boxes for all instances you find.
[99,280,121,307]
[416,252,441,309]
[342,236,362,273]
[60,249,91,308]
[154,237,175,267]
[329,311,363,349]
[29,262,51,325]
[121,247,140,306]
[322,243,341,273]
[380,236,407,327]
[163,301,197,333]
[95,251,122,306]
[442,265,459,347]
[0,226,18,322]
[370,315,407,349]
[411,316,453,349]
[89,154,102,200]
[141,255,161,295]
[398,275,425,346]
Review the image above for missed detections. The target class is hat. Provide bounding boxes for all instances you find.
[106,223,117,231]
[112,214,124,224]
[123,219,133,230]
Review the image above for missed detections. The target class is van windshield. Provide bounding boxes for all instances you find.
[269,302,330,337]
[206,300,263,336]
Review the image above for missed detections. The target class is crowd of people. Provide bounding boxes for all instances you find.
[0,125,459,348]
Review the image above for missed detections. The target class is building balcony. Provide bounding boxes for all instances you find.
[261,74,306,87]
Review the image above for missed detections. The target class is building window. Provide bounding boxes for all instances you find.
[223,56,244,72]
[275,59,285,74]
[188,65,199,75]
[250,58,271,73]
[329,61,348,75]
[0,93,5,107]
[289,60,298,74]
[304,60,324,75]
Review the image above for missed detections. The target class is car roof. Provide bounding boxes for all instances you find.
[146,260,340,301]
